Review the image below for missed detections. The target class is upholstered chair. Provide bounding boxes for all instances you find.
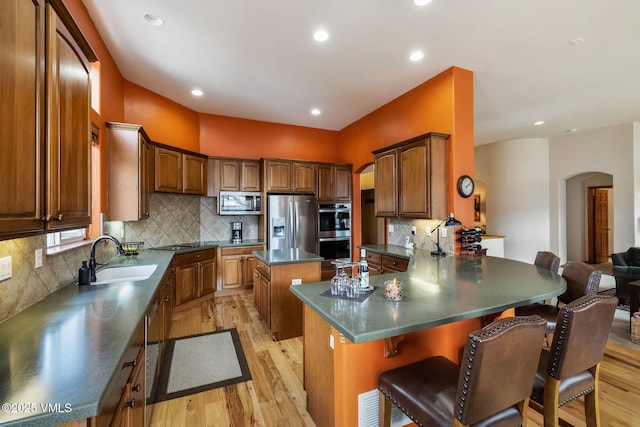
[534,251,561,274]
[516,261,601,333]
[529,294,618,427]
[378,315,546,427]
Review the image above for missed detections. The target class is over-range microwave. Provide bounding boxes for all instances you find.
[218,192,262,215]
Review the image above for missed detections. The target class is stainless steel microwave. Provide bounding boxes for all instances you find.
[218,192,262,215]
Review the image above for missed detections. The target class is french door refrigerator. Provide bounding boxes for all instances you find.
[267,194,317,254]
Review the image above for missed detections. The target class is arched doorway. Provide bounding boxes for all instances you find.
[565,172,613,263]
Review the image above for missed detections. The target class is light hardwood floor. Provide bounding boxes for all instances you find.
[150,292,640,427]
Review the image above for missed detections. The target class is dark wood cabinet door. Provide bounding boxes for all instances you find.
[240,161,261,191]
[264,160,292,192]
[316,165,334,200]
[334,165,352,201]
[221,255,243,290]
[0,0,45,236]
[398,142,428,218]
[155,147,182,192]
[175,262,198,306]
[182,154,207,195]
[292,162,316,193]
[219,160,241,191]
[374,151,397,216]
[45,2,92,230]
[198,256,216,296]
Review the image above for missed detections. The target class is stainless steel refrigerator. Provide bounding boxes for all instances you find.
[267,194,317,254]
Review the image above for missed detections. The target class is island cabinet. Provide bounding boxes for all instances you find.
[262,159,316,193]
[0,0,97,239]
[208,158,261,195]
[106,123,154,221]
[154,145,208,195]
[253,255,321,341]
[173,248,216,309]
[365,252,409,275]
[316,163,352,202]
[373,132,449,219]
[218,245,263,292]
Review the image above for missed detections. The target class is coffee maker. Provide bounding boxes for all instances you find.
[231,221,242,243]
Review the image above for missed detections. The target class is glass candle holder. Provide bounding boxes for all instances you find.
[384,278,403,301]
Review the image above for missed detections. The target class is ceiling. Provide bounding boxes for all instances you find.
[81,0,640,146]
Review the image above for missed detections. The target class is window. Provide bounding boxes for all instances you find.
[46,228,89,253]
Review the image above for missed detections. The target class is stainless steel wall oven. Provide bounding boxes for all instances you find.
[317,203,351,268]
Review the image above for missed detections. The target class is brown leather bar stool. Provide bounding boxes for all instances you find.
[378,316,546,427]
[529,294,618,427]
[534,251,561,273]
[516,261,601,334]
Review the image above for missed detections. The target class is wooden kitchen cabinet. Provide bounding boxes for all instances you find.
[0,0,96,239]
[253,258,320,341]
[364,251,409,276]
[106,123,153,221]
[154,145,207,195]
[174,249,216,309]
[317,163,352,201]
[373,132,449,219]
[262,159,316,193]
[209,158,261,195]
[218,245,263,291]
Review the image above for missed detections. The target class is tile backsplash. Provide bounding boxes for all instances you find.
[0,193,258,322]
[387,217,457,254]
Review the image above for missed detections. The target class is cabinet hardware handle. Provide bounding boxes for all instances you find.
[55,213,63,221]
[124,399,136,408]
[163,296,169,302]
[40,214,51,222]
[123,359,137,368]
[131,384,141,393]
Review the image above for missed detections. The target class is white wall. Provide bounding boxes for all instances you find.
[475,138,551,262]
[550,123,638,260]
[476,123,640,264]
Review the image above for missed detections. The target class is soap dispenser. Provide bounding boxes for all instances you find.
[78,260,91,286]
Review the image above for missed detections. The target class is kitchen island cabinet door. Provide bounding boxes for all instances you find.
[45,0,94,231]
[0,0,45,237]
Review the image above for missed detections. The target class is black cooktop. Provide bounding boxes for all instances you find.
[153,241,215,251]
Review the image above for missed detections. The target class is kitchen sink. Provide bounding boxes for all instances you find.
[90,264,158,285]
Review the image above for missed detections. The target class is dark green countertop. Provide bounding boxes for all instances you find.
[0,250,174,427]
[291,245,566,344]
[253,249,324,266]
[153,239,264,254]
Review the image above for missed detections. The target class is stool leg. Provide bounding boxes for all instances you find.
[584,365,601,427]
[543,376,561,427]
[378,391,392,427]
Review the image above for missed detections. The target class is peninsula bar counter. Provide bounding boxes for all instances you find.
[290,246,566,427]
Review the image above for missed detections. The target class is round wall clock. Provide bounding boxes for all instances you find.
[457,175,475,198]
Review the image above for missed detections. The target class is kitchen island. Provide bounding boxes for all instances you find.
[252,249,323,340]
[290,246,566,427]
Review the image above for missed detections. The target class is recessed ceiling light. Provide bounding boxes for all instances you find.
[144,13,164,26]
[313,29,329,42]
[566,128,578,133]
[533,120,545,126]
[570,37,585,46]
[414,0,432,5]
[409,50,424,61]
[191,89,203,97]
[311,108,321,116]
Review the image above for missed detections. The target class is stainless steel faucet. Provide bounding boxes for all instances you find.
[89,235,126,282]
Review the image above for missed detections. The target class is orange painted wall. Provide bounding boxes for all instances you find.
[338,67,475,253]
[199,114,341,161]
[124,81,200,151]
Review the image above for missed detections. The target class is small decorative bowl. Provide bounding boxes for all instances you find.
[121,241,144,256]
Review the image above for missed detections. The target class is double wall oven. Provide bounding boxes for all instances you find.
[317,203,351,269]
